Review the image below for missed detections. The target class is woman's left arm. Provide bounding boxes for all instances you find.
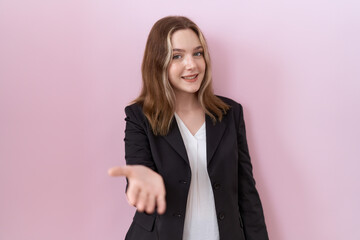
[236,103,269,240]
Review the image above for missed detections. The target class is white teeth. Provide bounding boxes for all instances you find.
[182,74,197,80]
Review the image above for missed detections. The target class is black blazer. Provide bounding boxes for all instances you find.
[124,96,268,240]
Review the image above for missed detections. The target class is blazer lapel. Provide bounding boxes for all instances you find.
[206,114,228,165]
[162,113,228,166]
[163,118,189,165]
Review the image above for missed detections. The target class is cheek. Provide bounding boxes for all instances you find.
[168,63,179,78]
[168,65,179,85]
[199,59,206,72]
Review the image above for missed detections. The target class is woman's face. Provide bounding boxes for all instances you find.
[168,29,206,96]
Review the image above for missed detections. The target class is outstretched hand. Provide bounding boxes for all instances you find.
[108,165,166,215]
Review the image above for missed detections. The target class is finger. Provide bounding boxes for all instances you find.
[125,194,135,207]
[108,166,131,177]
[145,194,156,214]
[156,194,166,215]
[136,190,148,212]
[126,185,140,206]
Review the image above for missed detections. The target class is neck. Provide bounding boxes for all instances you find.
[174,91,201,112]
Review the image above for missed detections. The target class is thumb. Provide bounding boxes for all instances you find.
[108,166,131,177]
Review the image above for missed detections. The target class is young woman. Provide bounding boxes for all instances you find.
[109,16,269,240]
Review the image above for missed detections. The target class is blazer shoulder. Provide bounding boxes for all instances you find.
[216,95,243,113]
[124,102,148,125]
[125,101,143,113]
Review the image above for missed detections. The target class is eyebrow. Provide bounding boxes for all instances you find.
[172,46,203,52]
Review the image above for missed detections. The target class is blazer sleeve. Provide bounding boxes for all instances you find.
[124,105,156,171]
[124,105,158,228]
[124,105,158,196]
[236,103,269,240]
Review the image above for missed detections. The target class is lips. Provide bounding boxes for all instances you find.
[181,74,198,80]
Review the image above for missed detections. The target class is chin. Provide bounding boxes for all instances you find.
[187,88,201,94]
[172,79,203,95]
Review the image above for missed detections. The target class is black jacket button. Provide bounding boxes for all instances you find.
[173,213,182,218]
[218,213,225,221]
[213,183,221,190]
[179,180,187,184]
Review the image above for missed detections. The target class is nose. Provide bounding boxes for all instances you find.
[184,55,195,69]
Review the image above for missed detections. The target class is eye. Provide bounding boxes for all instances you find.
[172,54,182,60]
[194,51,204,57]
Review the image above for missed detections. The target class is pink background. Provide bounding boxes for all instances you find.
[1,0,359,239]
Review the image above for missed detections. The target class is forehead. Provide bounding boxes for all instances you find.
[171,29,202,49]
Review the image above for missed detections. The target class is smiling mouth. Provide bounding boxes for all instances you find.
[181,74,198,80]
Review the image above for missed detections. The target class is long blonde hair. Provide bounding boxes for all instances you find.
[134,16,229,136]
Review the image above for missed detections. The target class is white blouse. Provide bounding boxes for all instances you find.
[174,113,220,240]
